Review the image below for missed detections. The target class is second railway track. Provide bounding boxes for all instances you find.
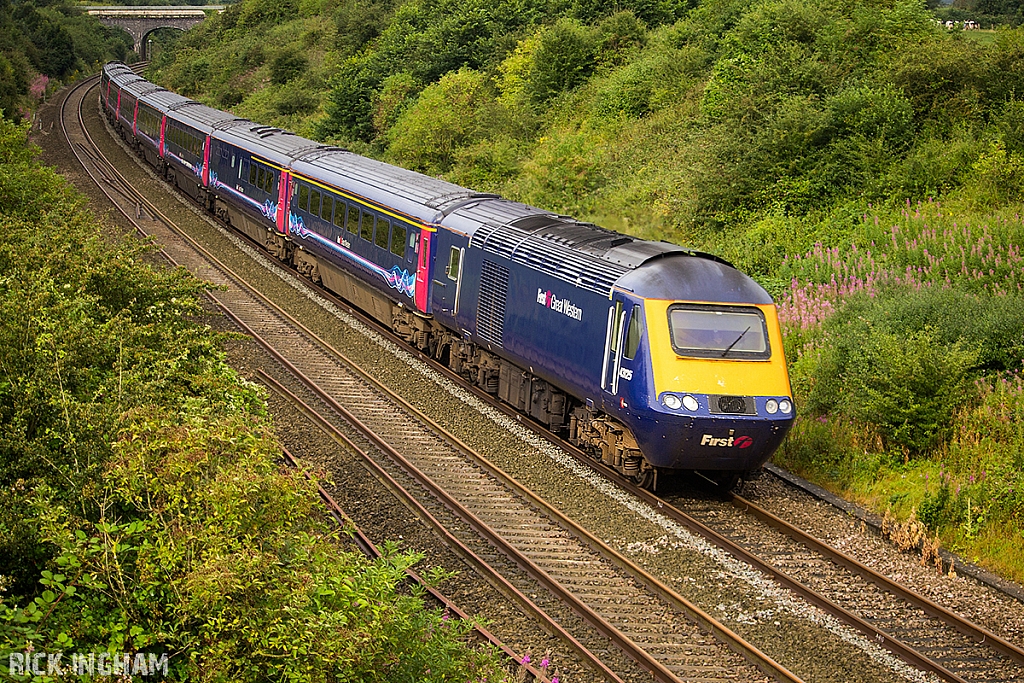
[60,72,799,683]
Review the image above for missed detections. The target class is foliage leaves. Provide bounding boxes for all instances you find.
[0,117,505,681]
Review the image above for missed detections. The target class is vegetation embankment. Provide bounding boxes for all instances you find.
[149,0,1024,583]
[1,0,135,120]
[0,118,508,681]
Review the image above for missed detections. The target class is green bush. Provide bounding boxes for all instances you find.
[0,116,508,683]
[386,68,495,174]
[965,142,1024,207]
[237,0,299,29]
[792,287,990,452]
[270,52,307,85]
[827,84,915,150]
[524,18,598,105]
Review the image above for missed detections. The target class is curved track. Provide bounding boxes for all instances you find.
[60,73,561,683]
[63,72,805,683]
[62,70,1024,683]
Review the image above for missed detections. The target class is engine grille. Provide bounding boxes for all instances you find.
[477,259,509,347]
[708,395,756,415]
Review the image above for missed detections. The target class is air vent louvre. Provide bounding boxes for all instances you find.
[477,260,509,347]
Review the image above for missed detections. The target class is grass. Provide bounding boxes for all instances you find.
[961,29,999,46]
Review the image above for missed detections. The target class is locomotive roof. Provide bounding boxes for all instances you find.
[443,199,747,299]
[617,253,773,304]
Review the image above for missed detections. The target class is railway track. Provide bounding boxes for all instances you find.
[58,69,1024,682]
[280,440,566,683]
[59,73,562,683]
[442,354,1024,683]
[62,72,804,682]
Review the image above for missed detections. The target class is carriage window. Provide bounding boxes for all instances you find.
[264,169,274,193]
[321,195,333,222]
[346,203,358,233]
[624,305,642,360]
[390,224,406,257]
[332,200,345,227]
[446,247,460,280]
[248,161,258,186]
[374,219,390,250]
[309,189,321,217]
[298,185,309,211]
[360,210,374,242]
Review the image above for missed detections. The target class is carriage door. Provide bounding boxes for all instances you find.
[602,298,628,395]
[431,229,466,322]
[415,230,432,313]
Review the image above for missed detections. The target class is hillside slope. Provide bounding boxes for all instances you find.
[150,0,1024,582]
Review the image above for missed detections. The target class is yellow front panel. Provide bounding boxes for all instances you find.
[645,299,792,397]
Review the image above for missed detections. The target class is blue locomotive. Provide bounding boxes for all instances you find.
[102,62,794,488]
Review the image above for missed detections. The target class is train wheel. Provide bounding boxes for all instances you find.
[632,467,657,490]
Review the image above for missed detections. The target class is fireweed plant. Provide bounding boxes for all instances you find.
[775,200,1024,581]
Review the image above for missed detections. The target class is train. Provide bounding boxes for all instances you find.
[100,61,795,489]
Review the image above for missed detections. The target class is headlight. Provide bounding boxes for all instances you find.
[682,395,700,412]
[765,399,779,414]
[779,399,793,414]
[663,394,682,410]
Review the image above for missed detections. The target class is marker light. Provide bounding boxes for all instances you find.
[765,399,779,414]
[663,394,682,410]
[779,399,793,414]
[682,395,700,412]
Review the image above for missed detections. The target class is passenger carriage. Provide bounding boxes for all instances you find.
[100,62,795,489]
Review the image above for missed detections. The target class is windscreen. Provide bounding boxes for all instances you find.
[668,305,770,359]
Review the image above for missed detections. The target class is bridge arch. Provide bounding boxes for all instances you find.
[84,6,225,59]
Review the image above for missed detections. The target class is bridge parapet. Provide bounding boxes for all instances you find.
[84,6,226,58]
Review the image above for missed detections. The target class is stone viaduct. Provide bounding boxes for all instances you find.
[83,5,226,59]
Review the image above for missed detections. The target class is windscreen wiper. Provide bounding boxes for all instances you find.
[721,326,751,357]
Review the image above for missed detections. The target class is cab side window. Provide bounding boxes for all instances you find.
[446,247,461,280]
[623,305,642,360]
